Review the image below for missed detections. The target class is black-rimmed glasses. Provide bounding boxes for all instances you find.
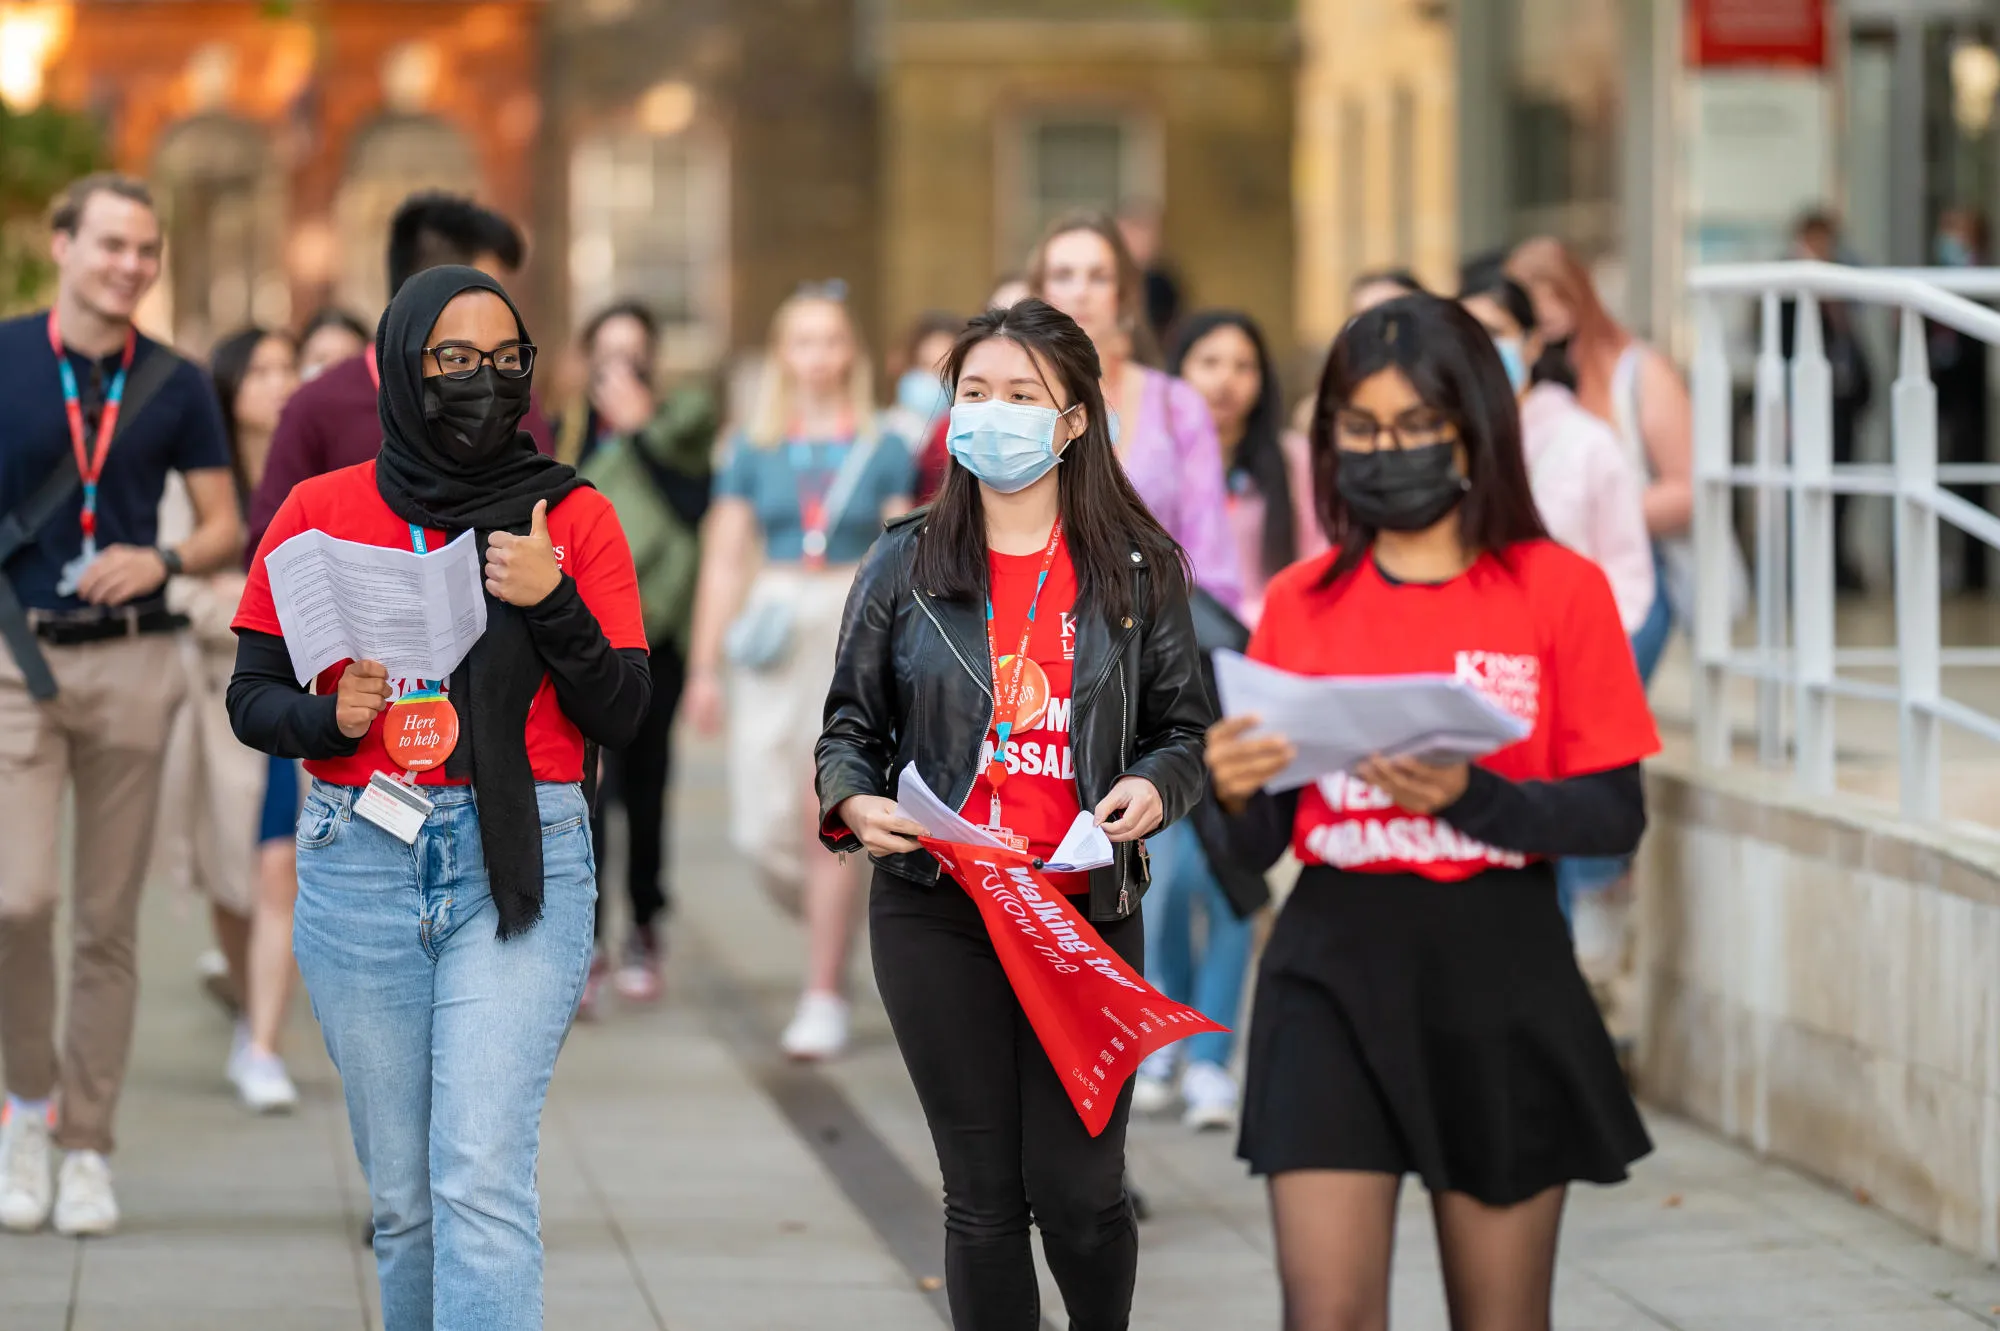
[1332,406,1457,451]
[425,341,537,380]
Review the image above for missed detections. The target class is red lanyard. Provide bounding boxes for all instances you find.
[982,519,1065,790]
[365,345,380,390]
[46,310,137,546]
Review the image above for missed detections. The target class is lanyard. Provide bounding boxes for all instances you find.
[46,310,137,548]
[365,345,380,390]
[404,524,444,700]
[981,519,1065,799]
[793,441,835,567]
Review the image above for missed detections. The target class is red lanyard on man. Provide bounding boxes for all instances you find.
[46,309,137,564]
[981,519,1066,827]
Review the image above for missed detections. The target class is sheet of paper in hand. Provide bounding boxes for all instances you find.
[921,837,1226,1136]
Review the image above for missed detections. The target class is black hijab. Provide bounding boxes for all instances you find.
[373,265,588,939]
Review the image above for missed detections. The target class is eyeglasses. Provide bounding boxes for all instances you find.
[1332,406,1457,451]
[424,340,537,381]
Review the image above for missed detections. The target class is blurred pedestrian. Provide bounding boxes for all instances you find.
[296,307,369,384]
[1507,236,1693,671]
[568,301,717,1014]
[818,299,1210,1331]
[0,174,241,1237]
[1206,294,1655,1331]
[1028,211,1243,612]
[1931,207,1990,591]
[1783,211,1874,591]
[1349,267,1426,316]
[1117,198,1182,344]
[229,268,650,1331]
[683,284,915,1061]
[887,311,960,504]
[247,192,552,553]
[158,327,306,1113]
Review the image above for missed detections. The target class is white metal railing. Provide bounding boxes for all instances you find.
[1687,261,2000,821]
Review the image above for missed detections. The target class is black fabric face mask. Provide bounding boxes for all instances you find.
[1336,440,1469,532]
[422,366,532,465]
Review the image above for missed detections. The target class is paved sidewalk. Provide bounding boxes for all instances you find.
[6,741,2000,1329]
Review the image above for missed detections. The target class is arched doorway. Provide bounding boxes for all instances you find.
[333,114,480,320]
[152,113,287,357]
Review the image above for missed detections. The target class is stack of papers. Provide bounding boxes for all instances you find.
[264,528,487,686]
[1211,649,1532,792]
[896,765,1114,872]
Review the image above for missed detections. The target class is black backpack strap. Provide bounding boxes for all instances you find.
[0,342,187,699]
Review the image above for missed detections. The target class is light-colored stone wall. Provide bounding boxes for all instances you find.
[1637,759,2000,1259]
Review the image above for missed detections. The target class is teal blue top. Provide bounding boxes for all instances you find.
[714,427,915,564]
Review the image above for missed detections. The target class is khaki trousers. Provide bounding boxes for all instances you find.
[0,632,184,1152]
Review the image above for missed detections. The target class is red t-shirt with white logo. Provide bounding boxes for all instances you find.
[959,546,1086,893]
[1247,540,1659,881]
[232,460,648,786]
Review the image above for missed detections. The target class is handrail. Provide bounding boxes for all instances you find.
[1688,261,2000,343]
[1686,260,2000,822]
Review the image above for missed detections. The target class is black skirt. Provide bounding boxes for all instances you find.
[1237,862,1651,1206]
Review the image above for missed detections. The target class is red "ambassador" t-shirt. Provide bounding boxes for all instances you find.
[233,460,648,786]
[1248,540,1659,881]
[959,546,1086,893]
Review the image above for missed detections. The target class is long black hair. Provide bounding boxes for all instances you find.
[1310,293,1547,586]
[1169,310,1295,578]
[913,299,1187,621]
[208,326,288,501]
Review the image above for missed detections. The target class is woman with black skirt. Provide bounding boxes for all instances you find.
[816,298,1211,1330]
[1205,293,1657,1331]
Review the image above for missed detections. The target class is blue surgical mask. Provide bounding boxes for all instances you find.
[1937,234,1974,268]
[896,368,948,421]
[1494,336,1529,394]
[947,399,1078,493]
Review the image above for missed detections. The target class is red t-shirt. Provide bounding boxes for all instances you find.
[959,546,1087,893]
[233,460,648,786]
[1248,540,1660,881]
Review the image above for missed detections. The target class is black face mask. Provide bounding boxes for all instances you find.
[1336,441,1469,532]
[422,367,532,465]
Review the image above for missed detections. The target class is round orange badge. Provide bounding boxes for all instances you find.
[996,655,1052,731]
[384,696,459,772]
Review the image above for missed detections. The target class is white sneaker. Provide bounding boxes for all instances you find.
[1180,1060,1239,1132]
[52,1150,118,1237]
[780,992,850,1061]
[1131,1048,1179,1115]
[0,1109,54,1232]
[229,1045,300,1115]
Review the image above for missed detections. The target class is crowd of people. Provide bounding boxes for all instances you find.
[0,167,1703,1331]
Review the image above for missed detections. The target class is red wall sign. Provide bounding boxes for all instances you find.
[1688,0,1827,69]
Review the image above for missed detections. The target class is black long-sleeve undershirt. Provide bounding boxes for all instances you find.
[1215,763,1647,873]
[227,572,652,759]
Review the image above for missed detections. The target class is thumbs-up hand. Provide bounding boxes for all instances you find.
[484,499,562,607]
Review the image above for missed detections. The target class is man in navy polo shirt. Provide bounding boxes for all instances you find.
[0,174,240,1238]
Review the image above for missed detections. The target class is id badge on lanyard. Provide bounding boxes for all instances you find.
[795,442,832,568]
[356,523,462,843]
[49,312,137,598]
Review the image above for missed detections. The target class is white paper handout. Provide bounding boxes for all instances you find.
[1211,649,1533,793]
[263,527,488,686]
[895,764,1114,872]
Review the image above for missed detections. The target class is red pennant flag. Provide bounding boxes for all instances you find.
[922,836,1228,1136]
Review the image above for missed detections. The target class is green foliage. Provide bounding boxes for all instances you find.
[0,102,107,316]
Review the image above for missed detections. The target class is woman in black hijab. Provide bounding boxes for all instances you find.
[227,266,651,1331]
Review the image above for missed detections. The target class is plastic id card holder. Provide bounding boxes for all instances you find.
[355,770,433,844]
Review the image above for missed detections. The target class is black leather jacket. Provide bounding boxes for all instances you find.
[815,512,1213,922]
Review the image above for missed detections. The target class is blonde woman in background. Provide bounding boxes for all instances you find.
[684,284,915,1060]
[159,326,303,1112]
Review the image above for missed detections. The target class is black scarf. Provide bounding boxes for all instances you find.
[372,266,588,938]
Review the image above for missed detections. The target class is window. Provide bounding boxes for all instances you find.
[1006,112,1161,265]
[568,128,728,371]
[1507,0,1622,255]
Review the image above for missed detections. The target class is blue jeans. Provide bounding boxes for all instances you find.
[1141,819,1254,1068]
[1560,547,1674,918]
[292,779,596,1331]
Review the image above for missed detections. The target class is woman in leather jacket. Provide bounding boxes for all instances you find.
[815,299,1210,1330]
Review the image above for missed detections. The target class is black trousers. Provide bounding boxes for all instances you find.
[591,642,685,940]
[870,868,1142,1331]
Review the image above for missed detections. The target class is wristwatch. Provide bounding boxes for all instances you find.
[157,547,184,577]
